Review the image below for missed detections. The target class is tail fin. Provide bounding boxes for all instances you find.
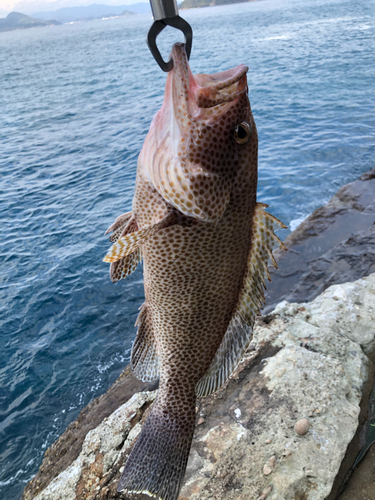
[118,395,195,500]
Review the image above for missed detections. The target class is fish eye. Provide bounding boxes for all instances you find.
[234,122,252,145]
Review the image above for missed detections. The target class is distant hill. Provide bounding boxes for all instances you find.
[179,0,255,8]
[0,11,60,32]
[33,3,150,24]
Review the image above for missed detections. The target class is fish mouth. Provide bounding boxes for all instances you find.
[170,43,248,120]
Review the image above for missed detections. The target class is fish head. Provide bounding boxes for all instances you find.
[139,43,257,223]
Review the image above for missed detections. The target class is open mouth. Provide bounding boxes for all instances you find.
[170,43,248,121]
[192,64,249,108]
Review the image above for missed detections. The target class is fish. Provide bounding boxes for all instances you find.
[103,43,286,500]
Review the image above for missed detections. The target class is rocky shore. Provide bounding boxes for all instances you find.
[22,168,375,500]
[265,167,375,312]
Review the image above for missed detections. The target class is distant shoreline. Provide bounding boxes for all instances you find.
[0,0,258,32]
[0,12,61,33]
[0,11,140,33]
[179,0,257,10]
[0,3,150,30]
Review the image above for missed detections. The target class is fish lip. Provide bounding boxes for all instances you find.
[170,43,248,113]
[193,64,249,93]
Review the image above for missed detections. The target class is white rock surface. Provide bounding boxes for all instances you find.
[34,391,156,500]
[31,275,375,500]
[181,275,375,500]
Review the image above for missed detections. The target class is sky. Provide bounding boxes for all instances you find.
[0,0,144,16]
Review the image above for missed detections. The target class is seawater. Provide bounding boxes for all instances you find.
[0,0,374,497]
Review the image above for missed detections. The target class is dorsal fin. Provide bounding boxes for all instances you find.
[196,203,287,397]
[196,313,250,397]
[237,203,286,325]
[131,304,159,382]
[103,212,175,264]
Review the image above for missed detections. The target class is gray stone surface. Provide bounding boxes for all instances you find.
[21,366,158,500]
[181,276,375,500]
[265,167,375,312]
[33,392,156,500]
[29,275,375,500]
[284,225,375,308]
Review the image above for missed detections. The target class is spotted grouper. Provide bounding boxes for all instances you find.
[103,43,286,500]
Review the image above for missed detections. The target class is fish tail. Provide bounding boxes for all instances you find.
[118,390,196,500]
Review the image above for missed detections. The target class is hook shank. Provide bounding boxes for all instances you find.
[147,0,193,72]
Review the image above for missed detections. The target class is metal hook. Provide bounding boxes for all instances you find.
[147,0,193,72]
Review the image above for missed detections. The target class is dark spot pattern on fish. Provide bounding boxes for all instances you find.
[104,43,286,500]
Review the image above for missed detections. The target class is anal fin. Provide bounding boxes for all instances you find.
[196,202,287,398]
[131,304,159,382]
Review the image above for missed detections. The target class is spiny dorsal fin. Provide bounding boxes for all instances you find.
[103,212,175,264]
[196,202,286,398]
[131,304,159,382]
[237,203,286,325]
[109,247,142,283]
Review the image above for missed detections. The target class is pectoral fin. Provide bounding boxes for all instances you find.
[196,203,287,397]
[103,212,175,263]
[109,248,142,283]
[104,212,142,281]
[105,212,133,241]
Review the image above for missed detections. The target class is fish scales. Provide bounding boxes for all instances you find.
[103,43,286,500]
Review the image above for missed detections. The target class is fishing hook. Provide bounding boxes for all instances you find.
[147,0,193,72]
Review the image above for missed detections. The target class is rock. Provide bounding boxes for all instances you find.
[294,419,310,436]
[21,365,158,500]
[337,443,375,500]
[264,166,375,312]
[33,391,156,500]
[258,484,273,500]
[268,456,276,468]
[263,464,272,476]
[24,274,375,500]
[263,455,276,475]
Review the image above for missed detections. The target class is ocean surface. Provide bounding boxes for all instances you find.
[0,0,374,497]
